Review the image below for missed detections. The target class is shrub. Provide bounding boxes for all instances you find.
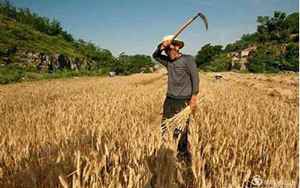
[195,44,223,69]
[248,46,281,73]
[205,54,232,72]
[112,54,154,75]
[232,62,241,70]
[281,43,299,71]
[0,64,25,84]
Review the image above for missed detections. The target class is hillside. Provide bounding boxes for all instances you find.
[0,1,154,84]
[0,13,114,82]
[0,1,298,84]
[195,11,299,73]
[0,15,80,59]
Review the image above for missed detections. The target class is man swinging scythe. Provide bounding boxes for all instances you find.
[150,12,208,188]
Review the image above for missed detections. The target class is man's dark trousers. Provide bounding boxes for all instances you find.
[162,96,192,163]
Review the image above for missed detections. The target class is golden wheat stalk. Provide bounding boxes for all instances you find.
[0,73,297,188]
[161,96,205,135]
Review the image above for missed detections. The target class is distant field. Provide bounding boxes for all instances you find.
[0,72,298,187]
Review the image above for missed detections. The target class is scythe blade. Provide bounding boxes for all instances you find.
[172,11,208,40]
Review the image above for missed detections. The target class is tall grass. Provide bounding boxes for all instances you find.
[0,72,298,187]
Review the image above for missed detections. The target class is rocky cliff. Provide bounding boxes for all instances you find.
[1,47,99,73]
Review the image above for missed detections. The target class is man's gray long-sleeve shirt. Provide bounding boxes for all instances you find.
[152,46,200,99]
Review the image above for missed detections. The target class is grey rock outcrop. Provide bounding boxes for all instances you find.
[1,48,97,73]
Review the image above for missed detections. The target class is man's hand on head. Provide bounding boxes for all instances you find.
[160,40,172,50]
[189,95,198,114]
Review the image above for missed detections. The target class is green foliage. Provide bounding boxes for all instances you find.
[112,54,154,75]
[248,46,281,73]
[195,43,234,72]
[248,42,299,73]
[250,11,299,73]
[0,16,79,58]
[198,11,299,73]
[257,11,294,43]
[281,43,299,71]
[0,0,73,42]
[284,12,299,34]
[0,0,116,64]
[225,33,257,52]
[225,11,298,52]
[195,44,223,69]
[0,65,108,84]
[0,2,156,84]
[205,54,232,72]
[74,40,114,65]
[232,62,241,70]
[0,64,25,84]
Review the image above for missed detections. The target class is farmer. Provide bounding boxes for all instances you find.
[151,35,199,187]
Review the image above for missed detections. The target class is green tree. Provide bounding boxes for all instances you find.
[225,33,257,52]
[0,0,14,18]
[285,12,299,33]
[281,43,299,71]
[48,19,62,35]
[206,54,232,72]
[195,43,223,69]
[284,12,299,42]
[257,11,289,43]
[248,46,281,73]
[113,54,154,75]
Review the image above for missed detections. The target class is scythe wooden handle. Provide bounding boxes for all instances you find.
[172,12,208,41]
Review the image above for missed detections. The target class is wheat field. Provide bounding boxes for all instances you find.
[0,72,298,188]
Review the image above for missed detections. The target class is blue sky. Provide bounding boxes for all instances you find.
[10,0,299,56]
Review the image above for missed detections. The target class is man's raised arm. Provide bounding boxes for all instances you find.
[152,43,169,67]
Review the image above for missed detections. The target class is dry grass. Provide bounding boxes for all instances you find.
[0,72,298,188]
